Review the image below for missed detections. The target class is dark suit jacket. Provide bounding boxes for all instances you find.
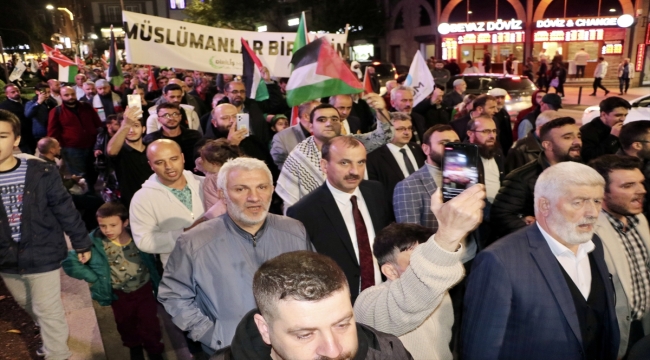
[346,115,362,134]
[581,116,620,164]
[451,114,472,142]
[410,112,428,144]
[494,107,514,156]
[287,181,391,302]
[367,144,426,221]
[504,131,543,174]
[462,225,619,360]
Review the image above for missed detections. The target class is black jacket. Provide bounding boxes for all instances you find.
[494,107,513,156]
[504,131,543,174]
[211,309,413,360]
[451,114,472,142]
[367,144,426,220]
[412,100,451,127]
[287,181,391,302]
[410,112,428,144]
[491,154,550,239]
[581,116,620,163]
[0,157,92,274]
[442,91,464,111]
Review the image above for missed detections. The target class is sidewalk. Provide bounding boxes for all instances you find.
[545,85,648,109]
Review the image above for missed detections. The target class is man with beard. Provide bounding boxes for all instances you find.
[618,120,650,219]
[129,139,206,268]
[92,79,123,122]
[79,80,96,103]
[146,83,202,135]
[505,109,562,174]
[287,136,391,302]
[107,106,153,208]
[468,115,504,206]
[48,79,62,105]
[589,155,650,358]
[47,86,103,182]
[0,84,33,153]
[157,157,313,354]
[390,86,427,144]
[143,103,202,171]
[450,94,498,142]
[462,162,620,359]
[276,99,392,209]
[394,125,460,231]
[442,79,466,111]
[212,251,412,360]
[492,117,583,239]
[487,88,514,155]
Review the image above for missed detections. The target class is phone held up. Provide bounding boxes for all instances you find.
[441,142,480,202]
[236,113,250,137]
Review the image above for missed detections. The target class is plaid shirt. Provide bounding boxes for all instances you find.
[604,211,650,319]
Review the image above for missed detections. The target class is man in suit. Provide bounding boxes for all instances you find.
[270,100,319,170]
[287,136,391,302]
[462,162,620,360]
[393,124,459,231]
[390,86,428,144]
[367,112,425,220]
[330,94,363,135]
[590,155,650,358]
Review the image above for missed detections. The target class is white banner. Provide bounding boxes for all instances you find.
[405,50,435,106]
[9,61,26,82]
[122,11,348,78]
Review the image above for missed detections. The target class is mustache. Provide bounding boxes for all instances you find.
[344,174,361,181]
[569,145,581,151]
[578,217,597,226]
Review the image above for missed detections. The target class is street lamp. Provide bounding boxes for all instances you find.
[46,4,54,10]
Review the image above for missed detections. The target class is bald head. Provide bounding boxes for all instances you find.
[211,103,238,132]
[147,139,185,186]
[168,78,189,93]
[146,139,182,160]
[37,137,60,160]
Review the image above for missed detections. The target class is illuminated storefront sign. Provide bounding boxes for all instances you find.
[533,29,604,42]
[450,31,525,45]
[637,44,646,72]
[441,38,458,60]
[438,19,523,35]
[535,15,634,29]
[602,41,623,55]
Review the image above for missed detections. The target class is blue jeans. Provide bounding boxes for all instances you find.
[61,147,91,176]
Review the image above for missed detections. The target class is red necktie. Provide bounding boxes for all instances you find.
[350,195,375,290]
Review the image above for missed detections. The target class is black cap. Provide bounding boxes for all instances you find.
[541,93,562,109]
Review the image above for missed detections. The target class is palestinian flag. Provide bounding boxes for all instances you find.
[289,11,309,126]
[286,37,363,107]
[108,26,124,87]
[58,64,78,83]
[362,66,374,96]
[241,38,269,101]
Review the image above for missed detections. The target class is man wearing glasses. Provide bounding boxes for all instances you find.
[467,115,505,244]
[143,103,202,171]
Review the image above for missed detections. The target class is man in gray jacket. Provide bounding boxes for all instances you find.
[157,157,313,354]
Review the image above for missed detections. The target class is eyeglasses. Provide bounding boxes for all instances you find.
[472,129,499,135]
[228,90,245,95]
[159,112,182,119]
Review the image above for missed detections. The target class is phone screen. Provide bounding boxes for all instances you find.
[442,143,480,202]
[236,113,250,137]
[127,94,143,118]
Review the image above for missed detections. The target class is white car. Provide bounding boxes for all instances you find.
[582,94,650,125]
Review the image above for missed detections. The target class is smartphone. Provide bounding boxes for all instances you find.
[236,113,250,137]
[441,142,480,202]
[127,94,143,118]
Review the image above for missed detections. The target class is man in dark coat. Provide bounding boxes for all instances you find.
[581,96,631,163]
[0,84,33,153]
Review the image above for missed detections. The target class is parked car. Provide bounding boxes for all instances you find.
[582,94,650,125]
[446,74,537,117]
[360,61,397,95]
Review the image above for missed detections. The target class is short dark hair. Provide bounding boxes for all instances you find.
[620,121,650,149]
[157,102,180,115]
[373,223,434,266]
[253,251,348,323]
[423,124,454,146]
[539,117,576,141]
[0,109,20,137]
[472,95,496,111]
[163,83,182,94]
[321,136,364,161]
[599,96,631,114]
[34,82,49,92]
[588,155,642,191]
[199,138,242,165]
[309,103,340,124]
[96,201,128,221]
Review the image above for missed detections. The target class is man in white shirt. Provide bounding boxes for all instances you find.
[287,136,392,302]
[330,94,362,135]
[575,48,590,78]
[462,162,620,359]
[72,73,87,100]
[47,79,62,105]
[590,57,610,97]
[367,112,426,218]
[467,115,504,206]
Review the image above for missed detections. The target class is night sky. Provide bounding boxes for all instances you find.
[447,0,626,23]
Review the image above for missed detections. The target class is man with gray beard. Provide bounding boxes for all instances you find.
[462,162,620,360]
[157,157,313,355]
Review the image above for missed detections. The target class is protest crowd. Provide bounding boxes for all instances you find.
[2,26,650,360]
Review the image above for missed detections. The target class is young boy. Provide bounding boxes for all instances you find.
[0,109,92,359]
[62,202,164,360]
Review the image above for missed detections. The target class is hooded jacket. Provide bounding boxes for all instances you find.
[129,171,205,267]
[211,309,413,360]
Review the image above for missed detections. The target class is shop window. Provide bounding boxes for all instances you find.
[394,10,404,30]
[419,7,431,27]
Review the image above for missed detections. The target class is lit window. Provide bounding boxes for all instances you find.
[170,0,186,9]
